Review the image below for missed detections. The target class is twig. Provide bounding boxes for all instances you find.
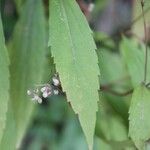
[100,85,133,97]
[130,6,150,27]
[141,0,148,84]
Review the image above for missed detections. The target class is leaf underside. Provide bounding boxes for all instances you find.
[49,0,100,149]
[129,85,150,149]
[0,14,9,144]
[10,0,46,146]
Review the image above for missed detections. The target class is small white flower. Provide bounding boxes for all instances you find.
[41,87,46,92]
[34,88,39,93]
[27,90,32,96]
[53,90,59,95]
[37,97,42,104]
[42,92,49,98]
[41,84,52,98]
[31,95,39,101]
[42,91,51,98]
[52,77,59,86]
[31,94,42,104]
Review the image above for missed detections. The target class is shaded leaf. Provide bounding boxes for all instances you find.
[96,100,128,142]
[9,0,47,146]
[120,37,150,87]
[49,0,100,149]
[129,85,150,149]
[97,49,129,120]
[0,14,9,143]
[94,137,112,150]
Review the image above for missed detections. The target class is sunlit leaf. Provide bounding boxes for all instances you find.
[0,14,9,143]
[129,85,150,149]
[9,0,47,146]
[49,0,100,149]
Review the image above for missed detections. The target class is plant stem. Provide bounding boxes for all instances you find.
[141,0,148,84]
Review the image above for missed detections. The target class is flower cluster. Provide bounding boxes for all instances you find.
[27,74,60,104]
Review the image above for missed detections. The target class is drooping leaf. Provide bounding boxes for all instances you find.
[49,0,100,149]
[0,14,9,143]
[129,85,150,149]
[120,37,150,87]
[9,0,47,146]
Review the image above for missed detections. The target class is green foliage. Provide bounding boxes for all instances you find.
[0,101,16,150]
[133,0,150,38]
[120,37,150,87]
[97,49,129,120]
[129,85,150,149]
[9,0,47,146]
[0,14,9,144]
[1,0,150,150]
[49,0,100,149]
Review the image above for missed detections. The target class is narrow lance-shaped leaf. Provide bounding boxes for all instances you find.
[10,0,46,146]
[129,85,150,149]
[49,0,100,149]
[0,14,9,143]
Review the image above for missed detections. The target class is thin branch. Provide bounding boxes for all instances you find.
[130,6,150,27]
[100,85,133,97]
[141,0,148,84]
[98,76,133,97]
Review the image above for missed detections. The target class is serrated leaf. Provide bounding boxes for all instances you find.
[129,85,150,149]
[9,0,46,146]
[0,14,9,143]
[120,37,150,87]
[49,0,100,149]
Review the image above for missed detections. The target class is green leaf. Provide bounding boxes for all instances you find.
[98,49,125,85]
[0,14,9,143]
[49,0,100,149]
[9,0,47,146]
[0,101,16,150]
[120,37,150,87]
[14,0,26,13]
[97,49,129,120]
[129,85,150,149]
[94,137,112,150]
[132,0,150,38]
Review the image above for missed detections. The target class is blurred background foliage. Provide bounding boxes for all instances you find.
[0,0,150,149]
